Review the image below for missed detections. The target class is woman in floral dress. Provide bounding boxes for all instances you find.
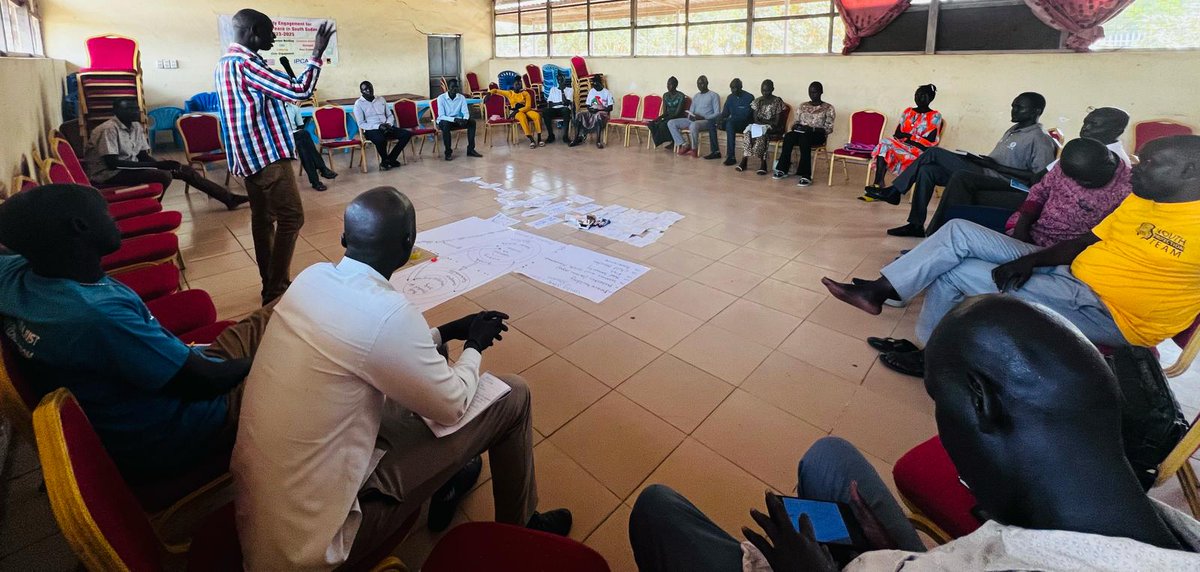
[737,79,785,175]
[867,84,943,190]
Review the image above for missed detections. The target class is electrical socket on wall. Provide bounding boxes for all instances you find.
[155,59,179,69]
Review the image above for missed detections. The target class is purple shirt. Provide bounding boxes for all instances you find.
[1006,160,1132,247]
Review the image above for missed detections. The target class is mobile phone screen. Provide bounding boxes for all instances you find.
[781,497,852,544]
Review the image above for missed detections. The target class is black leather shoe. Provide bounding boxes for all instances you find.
[467,149,483,158]
[527,508,573,537]
[704,152,721,160]
[886,223,925,238]
[427,456,483,533]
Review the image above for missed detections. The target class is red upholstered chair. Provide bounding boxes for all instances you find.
[115,210,183,239]
[606,94,642,147]
[0,335,40,439]
[145,289,222,339]
[314,105,367,173]
[83,34,139,72]
[465,71,487,98]
[570,56,590,79]
[632,94,663,149]
[482,93,518,147]
[424,522,611,572]
[892,436,980,544]
[101,232,179,275]
[429,97,464,155]
[394,99,439,158]
[1134,120,1194,155]
[13,175,38,193]
[41,159,163,220]
[177,113,232,190]
[111,262,181,302]
[51,137,163,202]
[826,110,889,187]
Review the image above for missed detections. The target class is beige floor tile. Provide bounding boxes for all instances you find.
[831,388,938,464]
[459,441,621,541]
[771,260,846,294]
[211,284,263,320]
[617,354,733,433]
[740,351,859,431]
[422,296,485,331]
[473,281,560,321]
[632,438,770,536]
[519,355,611,435]
[669,323,772,385]
[625,268,686,298]
[693,390,827,492]
[690,262,767,297]
[584,505,637,572]
[742,279,827,320]
[605,240,671,262]
[805,296,905,341]
[719,246,790,277]
[709,299,803,349]
[479,327,553,376]
[511,299,605,352]
[778,322,879,382]
[674,233,740,260]
[551,392,685,498]
[701,222,761,246]
[558,326,663,387]
[179,234,244,262]
[612,300,703,350]
[653,280,737,321]
[181,250,255,280]
[461,274,521,302]
[744,234,808,259]
[644,247,715,277]
[560,288,650,323]
[186,266,263,298]
[860,360,935,417]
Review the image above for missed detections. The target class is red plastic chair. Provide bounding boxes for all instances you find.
[313,105,368,173]
[111,262,181,302]
[1134,120,1194,155]
[394,99,439,157]
[626,94,661,149]
[177,113,231,190]
[51,137,162,202]
[83,34,139,72]
[424,522,611,572]
[482,93,517,147]
[826,110,889,187]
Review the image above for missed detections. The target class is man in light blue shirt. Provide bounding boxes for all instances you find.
[667,75,721,158]
[435,79,481,161]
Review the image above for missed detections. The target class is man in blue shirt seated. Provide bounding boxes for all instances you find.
[715,78,755,164]
[0,184,264,482]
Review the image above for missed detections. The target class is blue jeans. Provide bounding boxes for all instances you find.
[722,118,751,158]
[628,437,925,572]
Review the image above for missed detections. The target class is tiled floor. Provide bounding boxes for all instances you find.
[4,136,1200,569]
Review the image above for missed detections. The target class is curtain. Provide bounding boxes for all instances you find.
[834,0,913,55]
[1023,0,1137,51]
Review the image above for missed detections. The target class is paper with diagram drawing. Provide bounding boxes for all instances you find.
[390,217,648,310]
[422,373,512,438]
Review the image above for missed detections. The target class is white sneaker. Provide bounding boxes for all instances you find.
[884,298,909,308]
[797,177,812,187]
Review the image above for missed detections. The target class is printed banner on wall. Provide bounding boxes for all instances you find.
[218,14,339,66]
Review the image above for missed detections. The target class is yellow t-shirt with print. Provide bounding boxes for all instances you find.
[1072,194,1200,347]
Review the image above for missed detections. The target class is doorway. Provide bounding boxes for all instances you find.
[428,35,461,99]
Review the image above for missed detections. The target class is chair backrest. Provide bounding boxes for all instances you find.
[183,92,220,113]
[430,98,442,122]
[313,106,351,140]
[85,35,139,71]
[51,137,90,185]
[177,113,224,158]
[394,100,421,129]
[1134,120,1194,155]
[147,107,184,132]
[1048,127,1066,148]
[848,110,888,148]
[0,335,40,437]
[526,64,544,85]
[33,388,165,572]
[42,159,77,185]
[466,72,483,93]
[13,175,39,193]
[639,94,661,121]
[483,94,508,121]
[522,73,532,90]
[439,76,450,95]
[498,70,521,91]
[423,522,610,572]
[570,56,589,78]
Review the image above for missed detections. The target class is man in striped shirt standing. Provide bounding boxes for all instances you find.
[215,9,336,304]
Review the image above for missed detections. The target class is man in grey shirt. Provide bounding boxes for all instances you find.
[668,76,721,158]
[864,92,1057,238]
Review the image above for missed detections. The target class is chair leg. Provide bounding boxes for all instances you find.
[223,168,231,188]
[864,160,874,189]
[827,157,836,187]
[1180,462,1200,519]
[360,147,368,173]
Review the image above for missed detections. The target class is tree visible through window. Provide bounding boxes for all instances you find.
[1092,0,1200,50]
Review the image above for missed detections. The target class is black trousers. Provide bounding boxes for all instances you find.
[438,119,477,155]
[542,106,572,140]
[292,129,324,186]
[890,147,985,226]
[363,127,412,164]
[721,119,751,158]
[926,170,1028,235]
[775,130,828,178]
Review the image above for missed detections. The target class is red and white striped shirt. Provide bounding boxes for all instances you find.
[214,43,322,177]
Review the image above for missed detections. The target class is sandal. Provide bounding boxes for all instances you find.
[867,337,919,354]
[880,350,924,378]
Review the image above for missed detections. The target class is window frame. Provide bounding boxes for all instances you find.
[0,0,45,57]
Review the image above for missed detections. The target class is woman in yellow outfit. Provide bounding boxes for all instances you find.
[490,88,544,148]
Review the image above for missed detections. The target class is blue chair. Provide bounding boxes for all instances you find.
[184,92,220,113]
[147,106,184,150]
[497,70,521,91]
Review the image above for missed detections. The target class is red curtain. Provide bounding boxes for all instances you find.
[1024,0,1137,51]
[834,0,913,55]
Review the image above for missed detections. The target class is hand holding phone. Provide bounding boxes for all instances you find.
[742,492,840,572]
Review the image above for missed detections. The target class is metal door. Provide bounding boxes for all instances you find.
[428,35,461,98]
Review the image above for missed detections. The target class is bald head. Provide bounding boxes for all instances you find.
[232,9,274,52]
[1080,107,1129,144]
[1132,135,1200,203]
[342,187,417,277]
[1060,138,1119,188]
[0,184,122,271]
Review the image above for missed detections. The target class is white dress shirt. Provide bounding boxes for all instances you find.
[1046,140,1131,172]
[353,96,395,131]
[436,93,470,123]
[232,257,482,571]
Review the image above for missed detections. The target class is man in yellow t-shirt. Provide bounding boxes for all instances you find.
[820,136,1200,376]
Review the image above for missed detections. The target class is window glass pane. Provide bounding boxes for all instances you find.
[496,1,521,12]
[1092,0,1200,50]
[751,20,786,54]
[521,7,548,32]
[551,5,587,30]
[635,26,684,55]
[689,0,748,23]
[830,14,845,53]
[687,22,747,55]
[7,0,27,53]
[637,0,685,26]
[754,0,833,18]
[552,31,588,55]
[496,35,520,57]
[521,33,548,56]
[0,1,11,53]
[591,28,631,55]
[30,15,40,55]
[591,0,631,28]
[787,16,831,53]
[495,11,520,35]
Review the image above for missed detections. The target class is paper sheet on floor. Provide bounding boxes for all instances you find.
[422,373,512,438]
[487,213,521,227]
[518,243,649,303]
